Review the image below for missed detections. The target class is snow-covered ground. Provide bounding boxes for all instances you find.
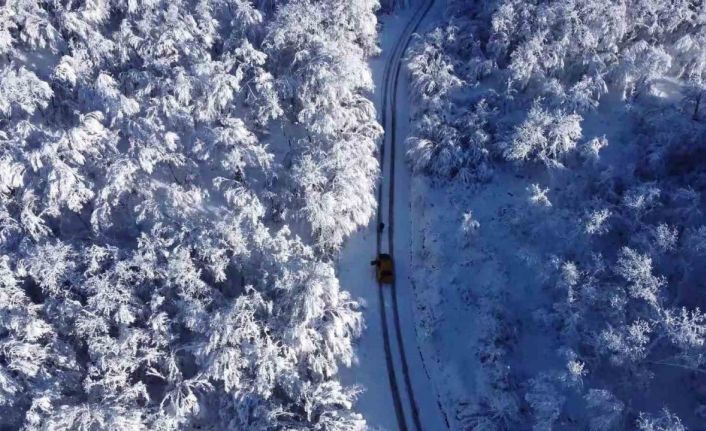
[338,2,449,429]
[409,169,545,427]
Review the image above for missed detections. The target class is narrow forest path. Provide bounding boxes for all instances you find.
[338,2,448,430]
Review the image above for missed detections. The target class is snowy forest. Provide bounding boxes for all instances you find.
[5,0,706,430]
[406,0,706,429]
[0,0,382,429]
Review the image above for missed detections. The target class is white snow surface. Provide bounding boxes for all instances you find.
[338,1,449,430]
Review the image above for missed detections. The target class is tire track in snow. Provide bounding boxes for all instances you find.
[377,1,435,429]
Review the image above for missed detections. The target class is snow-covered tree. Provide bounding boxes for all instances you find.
[502,104,582,167]
[0,0,381,428]
[637,408,687,431]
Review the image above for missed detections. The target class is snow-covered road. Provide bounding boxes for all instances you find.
[338,2,448,430]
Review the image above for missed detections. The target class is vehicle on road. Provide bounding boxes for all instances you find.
[371,254,394,284]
